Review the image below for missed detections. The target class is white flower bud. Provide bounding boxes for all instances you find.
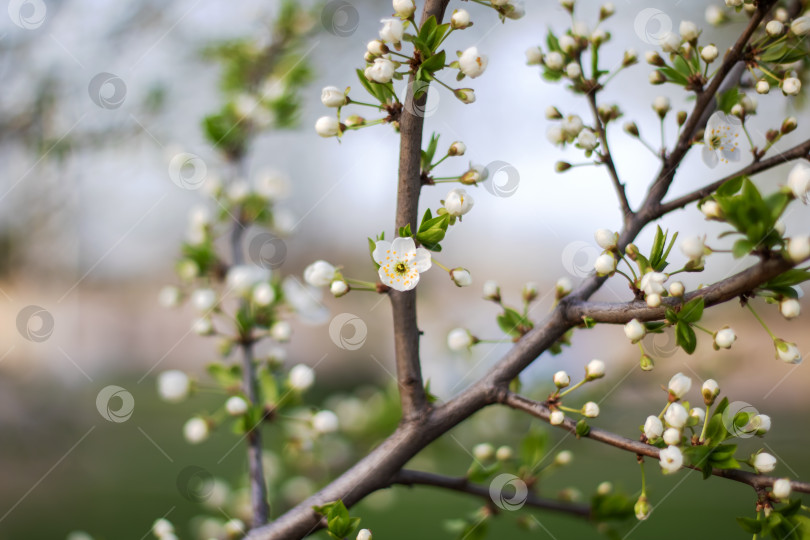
[289,364,315,391]
[701,44,718,63]
[444,188,474,216]
[304,260,337,287]
[597,481,613,495]
[321,86,347,108]
[756,80,770,94]
[787,162,810,203]
[225,396,249,416]
[775,339,802,364]
[591,28,608,45]
[553,370,570,388]
[566,62,582,79]
[544,51,564,70]
[448,141,466,156]
[556,277,573,296]
[659,32,681,53]
[702,379,720,404]
[459,46,488,78]
[690,407,705,423]
[644,415,664,440]
[714,327,736,349]
[773,478,791,499]
[663,427,681,445]
[157,370,191,403]
[447,328,473,351]
[183,417,209,444]
[783,77,802,96]
[367,39,388,56]
[450,268,473,287]
[561,114,584,137]
[270,320,292,342]
[594,229,618,250]
[780,298,801,319]
[669,281,685,297]
[357,529,373,540]
[594,253,616,275]
[680,236,705,261]
[315,116,340,137]
[664,402,688,429]
[659,445,683,473]
[473,443,494,461]
[585,359,605,380]
[751,414,771,436]
[700,199,723,219]
[652,96,670,116]
[495,445,513,461]
[330,280,349,297]
[582,401,600,418]
[379,18,404,43]
[753,452,777,473]
[646,293,662,307]
[725,0,742,6]
[253,282,276,306]
[158,286,181,308]
[624,319,646,342]
[679,21,699,41]
[526,47,543,65]
[483,280,500,300]
[153,518,174,537]
[668,372,692,399]
[577,128,597,150]
[790,15,810,36]
[558,35,577,54]
[787,236,810,262]
[450,9,471,29]
[192,317,214,336]
[224,519,245,537]
[766,20,784,37]
[550,410,565,425]
[705,5,725,25]
[365,57,397,83]
[392,0,415,18]
[555,450,573,465]
[313,410,339,433]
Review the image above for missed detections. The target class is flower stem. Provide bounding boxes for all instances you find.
[640,460,647,496]
[431,257,452,273]
[558,379,587,398]
[692,323,714,336]
[348,99,384,109]
[746,303,776,340]
[658,401,671,420]
[559,404,583,414]
[345,277,378,288]
[699,404,711,443]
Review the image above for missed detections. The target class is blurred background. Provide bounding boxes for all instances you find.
[1,0,809,538]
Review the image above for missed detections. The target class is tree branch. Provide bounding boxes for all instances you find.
[391,469,592,518]
[655,138,810,218]
[567,254,807,324]
[501,392,810,495]
[586,92,633,224]
[389,0,452,421]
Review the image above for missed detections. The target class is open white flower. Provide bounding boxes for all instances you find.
[459,47,488,78]
[379,18,404,43]
[158,370,191,403]
[644,415,664,440]
[640,271,668,295]
[702,112,742,168]
[444,188,474,216]
[659,445,684,474]
[787,162,810,203]
[373,237,431,291]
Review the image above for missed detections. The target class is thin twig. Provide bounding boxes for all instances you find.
[501,392,810,494]
[391,469,592,518]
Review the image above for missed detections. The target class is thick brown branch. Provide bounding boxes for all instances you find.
[567,254,806,324]
[389,0,452,421]
[391,469,592,518]
[655,138,810,217]
[501,392,810,494]
[587,92,633,224]
[643,1,775,212]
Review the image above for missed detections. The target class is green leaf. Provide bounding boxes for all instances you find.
[658,66,688,85]
[649,226,666,267]
[575,418,590,437]
[675,320,697,354]
[737,517,763,534]
[496,307,532,337]
[716,86,741,114]
[420,50,446,74]
[716,175,744,197]
[680,297,704,323]
[732,238,755,258]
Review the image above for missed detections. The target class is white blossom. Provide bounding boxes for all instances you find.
[357,529,373,540]
[669,281,685,297]
[664,402,688,429]
[705,5,725,26]
[787,236,810,262]
[690,407,705,424]
[459,47,489,78]
[315,116,340,137]
[624,319,646,342]
[700,199,723,219]
[372,237,432,291]
[225,396,249,416]
[766,20,784,36]
[773,478,792,499]
[313,410,339,433]
[321,86,347,107]
[451,9,471,29]
[702,379,720,403]
[304,260,337,287]
[393,0,415,18]
[550,410,565,425]
[544,51,564,70]
[659,445,684,473]
[153,519,174,537]
[367,39,387,56]
[483,280,500,299]
[751,414,771,436]
[783,77,802,96]
[680,236,705,261]
[775,339,802,364]
[447,328,473,351]
[594,253,616,275]
[585,359,605,380]
[496,445,513,461]
[577,128,597,150]
[640,271,668,295]
[566,62,582,79]
[556,277,573,296]
[158,286,181,308]
[157,370,191,403]
[473,443,494,461]
[555,450,573,465]
[330,280,349,297]
[702,112,742,167]
[679,21,699,41]
[756,80,770,94]
[790,15,810,35]
[553,370,570,388]
[526,47,543,65]
[450,268,472,287]
[582,402,600,418]
[663,428,681,445]
[561,114,584,137]
[365,57,397,83]
[444,188,475,216]
[289,364,315,391]
[253,282,276,306]
[668,372,692,399]
[753,452,777,473]
[787,162,810,203]
[270,320,292,342]
[714,327,736,349]
[701,44,718,62]
[644,415,664,440]
[191,288,217,312]
[183,417,209,444]
[227,265,271,295]
[780,298,801,319]
[652,96,670,116]
[659,32,681,53]
[594,229,618,250]
[379,18,404,43]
